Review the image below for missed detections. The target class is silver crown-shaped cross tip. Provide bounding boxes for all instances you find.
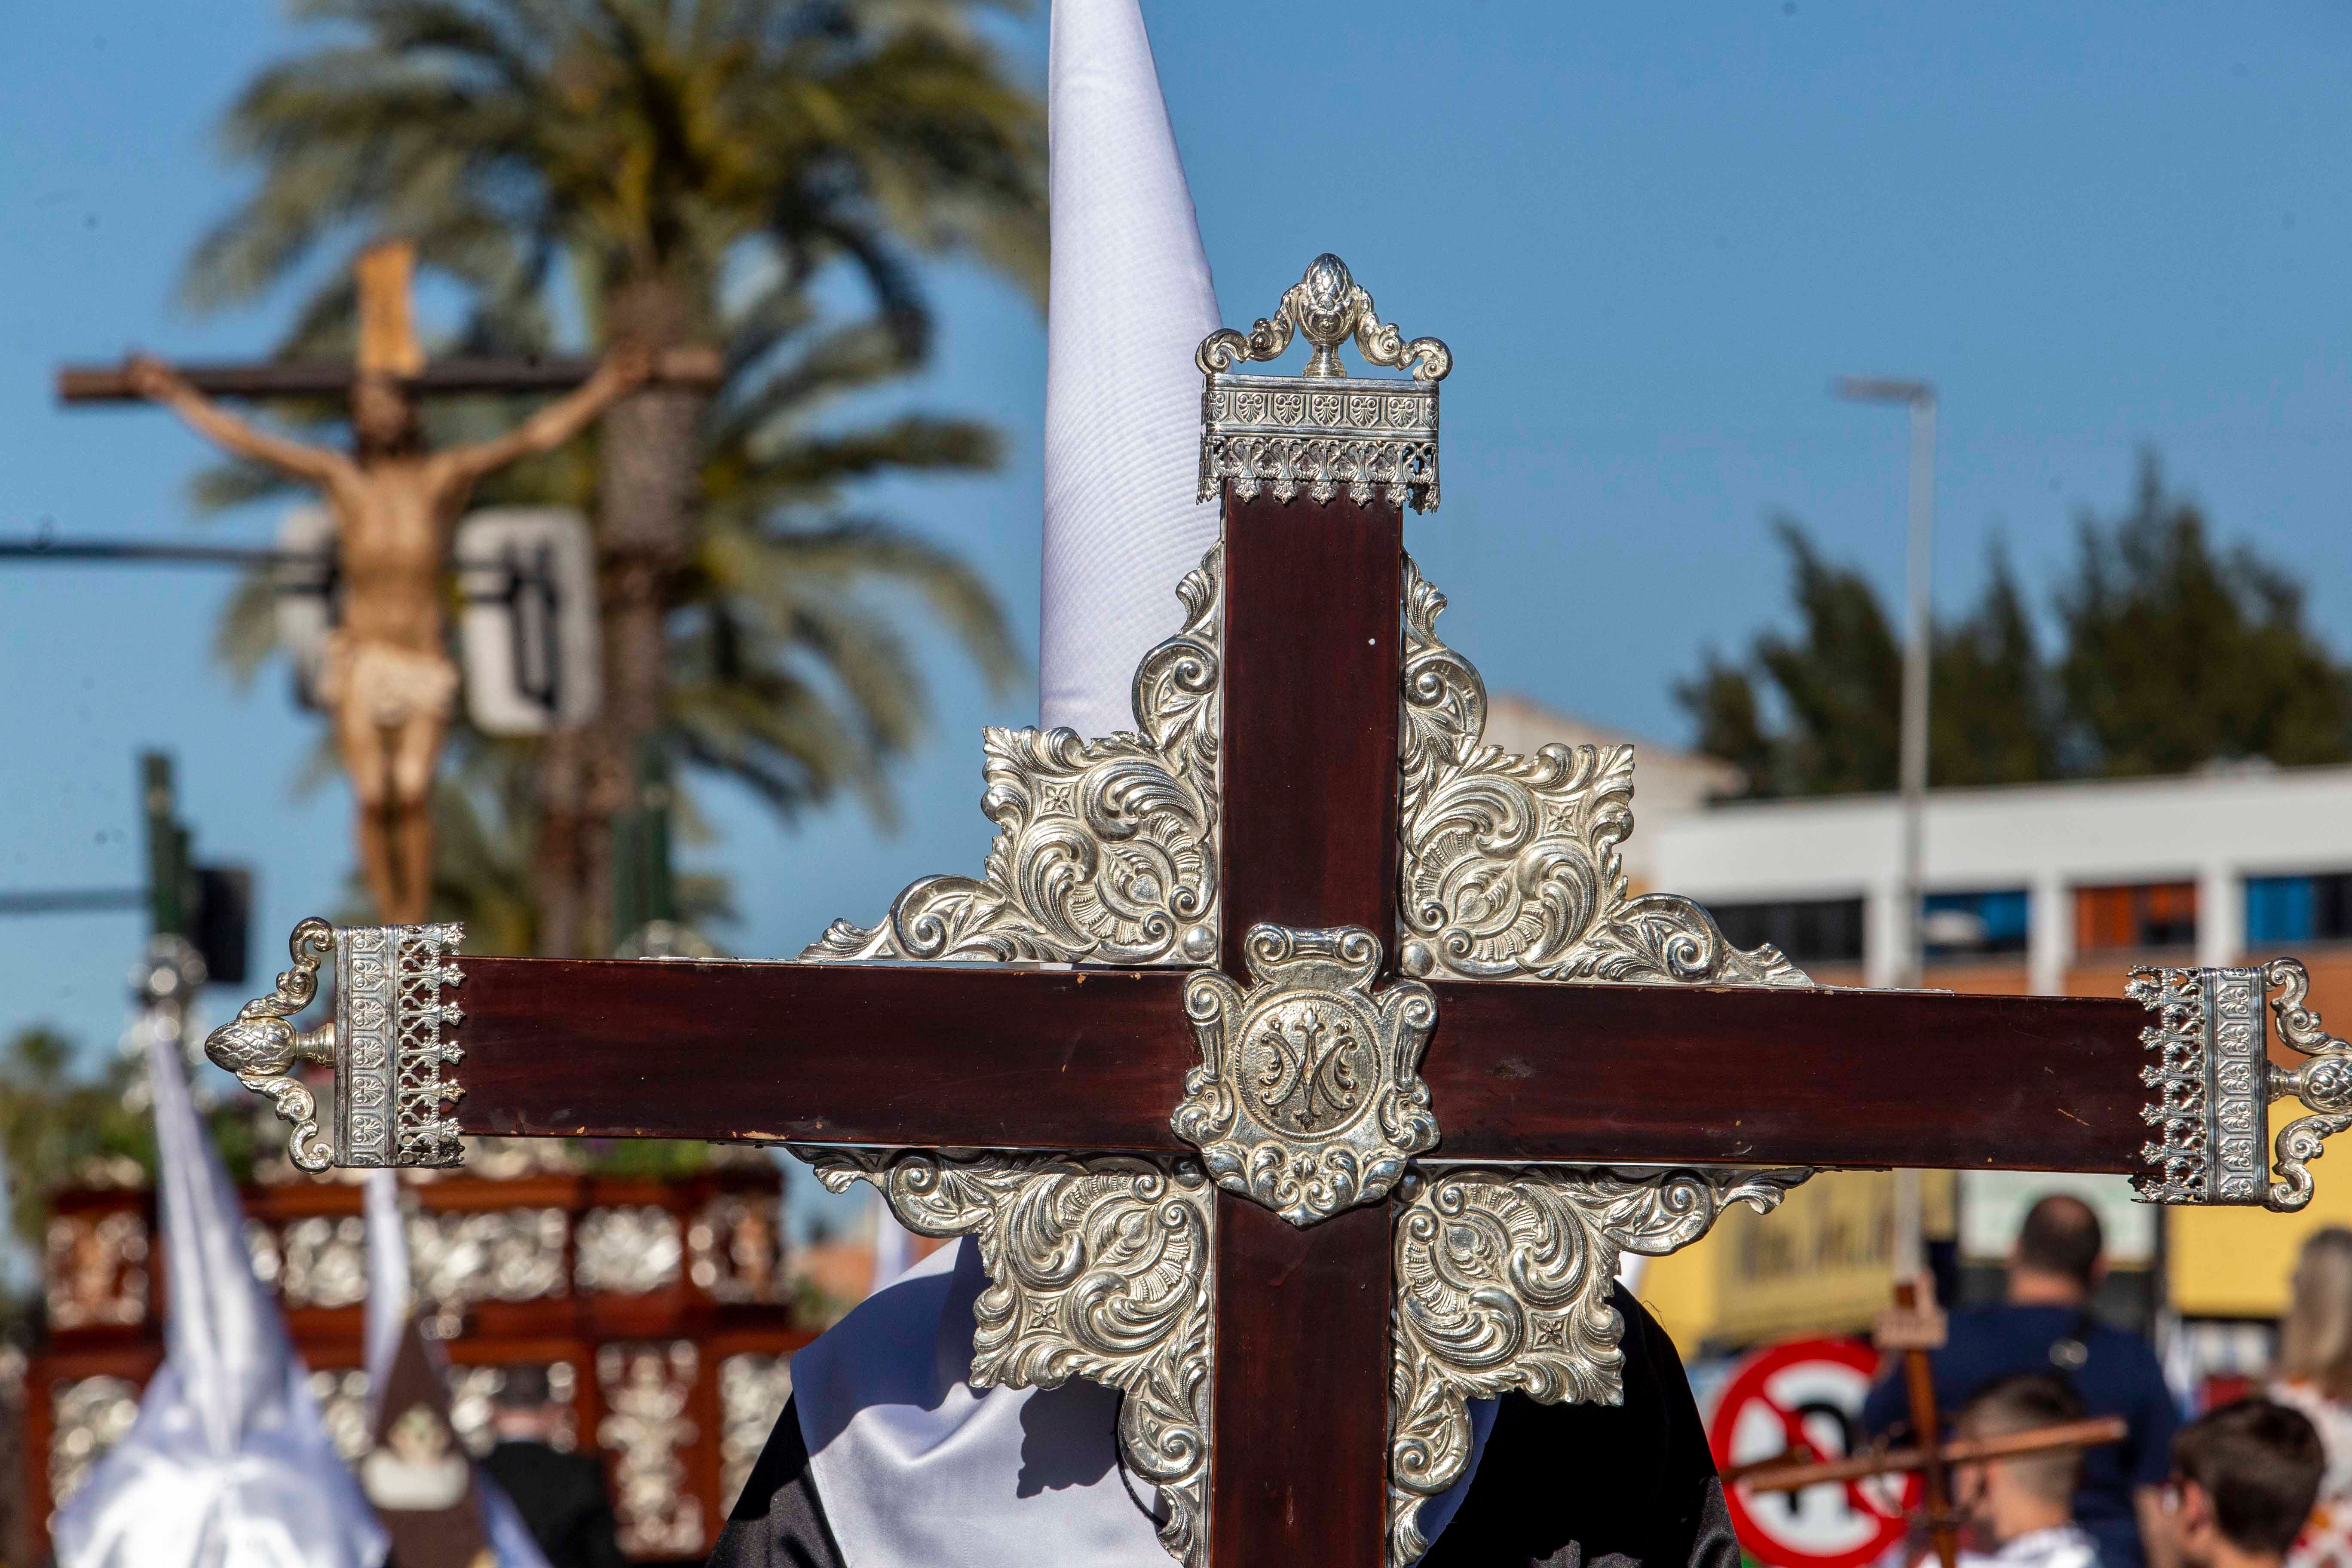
[1196,254,1451,511]
[1195,254,1452,383]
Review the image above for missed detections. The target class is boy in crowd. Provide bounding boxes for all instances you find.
[2152,1400,2326,1568]
[1946,1373,2104,1568]
[1869,1196,2180,1568]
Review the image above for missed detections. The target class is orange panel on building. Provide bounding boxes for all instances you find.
[2076,882,2197,953]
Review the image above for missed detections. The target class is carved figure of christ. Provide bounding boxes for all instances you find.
[204,256,2352,1568]
[107,241,657,924]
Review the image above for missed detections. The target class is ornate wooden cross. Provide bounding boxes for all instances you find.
[203,254,2352,1568]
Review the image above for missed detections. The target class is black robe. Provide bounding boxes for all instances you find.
[481,1439,627,1568]
[710,1285,1737,1568]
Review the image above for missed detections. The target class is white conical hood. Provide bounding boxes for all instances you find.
[361,1169,551,1568]
[53,1016,385,1568]
[1039,0,1223,738]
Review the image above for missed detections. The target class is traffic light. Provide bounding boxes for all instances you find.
[139,751,253,986]
[191,865,251,986]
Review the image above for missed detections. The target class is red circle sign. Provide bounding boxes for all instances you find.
[1707,1337,1919,1568]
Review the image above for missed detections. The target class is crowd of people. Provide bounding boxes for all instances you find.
[1861,1198,2352,1568]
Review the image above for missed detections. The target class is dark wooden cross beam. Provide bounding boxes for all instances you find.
[202,254,2352,1568]
[58,354,630,402]
[58,239,717,404]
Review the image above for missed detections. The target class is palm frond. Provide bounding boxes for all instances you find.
[211,568,283,688]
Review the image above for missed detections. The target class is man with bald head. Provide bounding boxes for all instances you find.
[1865,1194,2184,1568]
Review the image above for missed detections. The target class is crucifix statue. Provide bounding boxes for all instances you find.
[63,240,715,925]
[203,254,2352,1568]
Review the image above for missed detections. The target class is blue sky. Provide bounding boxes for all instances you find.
[4,1,2352,1058]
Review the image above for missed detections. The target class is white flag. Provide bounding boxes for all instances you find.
[53,1018,386,1568]
[1039,0,1224,738]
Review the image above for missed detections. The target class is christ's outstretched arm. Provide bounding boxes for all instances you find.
[125,355,355,488]
[432,340,664,487]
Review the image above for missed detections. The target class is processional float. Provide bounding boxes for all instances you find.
[205,254,2352,1568]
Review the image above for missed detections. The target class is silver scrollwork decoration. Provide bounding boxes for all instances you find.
[1387,1166,1807,1567]
[203,918,338,1171]
[2265,957,2352,1212]
[1175,925,1438,1227]
[806,1150,1215,1568]
[805,548,1222,966]
[1397,558,1808,988]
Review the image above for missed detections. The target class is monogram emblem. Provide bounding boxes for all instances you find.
[1173,925,1437,1226]
[1243,999,1369,1134]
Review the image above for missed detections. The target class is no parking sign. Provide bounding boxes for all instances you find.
[1708,1338,1918,1568]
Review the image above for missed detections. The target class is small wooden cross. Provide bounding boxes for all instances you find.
[1729,1358,2127,1568]
[200,254,2352,1568]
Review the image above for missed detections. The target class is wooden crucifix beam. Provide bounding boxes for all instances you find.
[59,240,719,404]
[1206,483,1403,1559]
[58,355,639,403]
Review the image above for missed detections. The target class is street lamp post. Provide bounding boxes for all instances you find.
[1835,376,1937,991]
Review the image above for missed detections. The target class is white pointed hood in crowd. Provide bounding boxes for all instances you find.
[52,1019,386,1568]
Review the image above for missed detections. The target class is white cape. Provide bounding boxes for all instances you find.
[794,1238,1495,1568]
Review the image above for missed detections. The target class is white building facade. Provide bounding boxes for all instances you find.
[1652,761,2352,993]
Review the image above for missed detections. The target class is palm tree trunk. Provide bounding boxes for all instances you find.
[530,724,591,956]
[535,276,707,955]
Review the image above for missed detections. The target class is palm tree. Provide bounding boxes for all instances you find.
[185,0,1045,951]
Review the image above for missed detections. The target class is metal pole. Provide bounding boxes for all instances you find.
[1835,376,1938,990]
[1898,394,1936,989]
[142,751,191,941]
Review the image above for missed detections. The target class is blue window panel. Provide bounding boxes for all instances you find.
[1924,889,2030,956]
[1976,889,2030,947]
[2247,875,2316,945]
